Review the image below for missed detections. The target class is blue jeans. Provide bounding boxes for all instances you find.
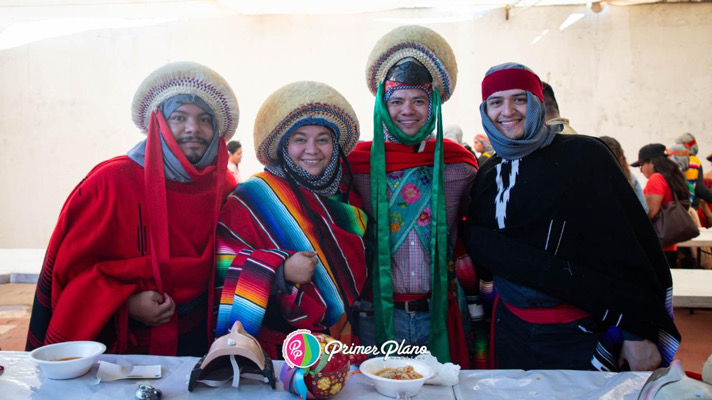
[357,300,431,351]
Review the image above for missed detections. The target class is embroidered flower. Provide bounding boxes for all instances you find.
[390,222,401,233]
[330,383,343,394]
[317,376,331,390]
[419,174,431,185]
[388,170,404,180]
[417,207,432,226]
[401,184,421,204]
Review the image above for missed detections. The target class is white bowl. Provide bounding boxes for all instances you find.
[360,357,434,398]
[29,341,106,379]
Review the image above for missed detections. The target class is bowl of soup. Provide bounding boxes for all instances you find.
[359,357,434,398]
[29,341,106,379]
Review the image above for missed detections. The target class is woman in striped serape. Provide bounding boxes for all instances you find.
[214,81,367,360]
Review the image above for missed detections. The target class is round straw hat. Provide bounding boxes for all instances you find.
[131,61,239,140]
[365,25,458,103]
[254,81,360,166]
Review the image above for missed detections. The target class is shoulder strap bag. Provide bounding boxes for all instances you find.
[651,189,699,248]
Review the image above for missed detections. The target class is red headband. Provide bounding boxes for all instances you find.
[683,139,697,149]
[482,68,544,103]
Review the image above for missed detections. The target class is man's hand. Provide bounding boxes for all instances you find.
[284,251,318,284]
[618,339,662,371]
[128,291,175,326]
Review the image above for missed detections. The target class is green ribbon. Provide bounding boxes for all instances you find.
[370,82,450,362]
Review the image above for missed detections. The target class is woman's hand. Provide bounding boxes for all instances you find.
[128,291,175,326]
[618,339,661,371]
[284,251,318,284]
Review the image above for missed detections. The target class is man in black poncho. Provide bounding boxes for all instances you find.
[464,62,680,371]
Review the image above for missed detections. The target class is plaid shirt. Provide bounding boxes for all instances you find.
[353,162,476,294]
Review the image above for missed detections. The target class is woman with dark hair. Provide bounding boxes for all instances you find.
[631,143,690,267]
[213,81,367,359]
[600,136,648,213]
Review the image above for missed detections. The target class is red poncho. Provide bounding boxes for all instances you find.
[27,112,235,356]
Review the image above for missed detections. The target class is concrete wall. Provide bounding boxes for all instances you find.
[1,4,711,248]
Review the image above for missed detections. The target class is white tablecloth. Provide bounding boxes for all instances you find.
[0,351,649,399]
[456,369,649,400]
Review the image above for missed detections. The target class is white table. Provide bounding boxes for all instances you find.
[456,369,650,400]
[671,269,712,308]
[0,352,454,399]
[0,351,650,399]
[677,228,712,248]
[677,228,712,269]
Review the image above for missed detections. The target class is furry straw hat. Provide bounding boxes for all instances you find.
[132,61,239,140]
[254,81,359,166]
[365,25,458,103]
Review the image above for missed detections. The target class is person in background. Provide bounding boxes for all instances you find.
[600,136,648,213]
[466,62,679,372]
[473,134,495,167]
[632,143,690,267]
[674,133,712,209]
[227,140,243,183]
[444,124,476,157]
[542,81,578,135]
[701,152,712,228]
[668,139,711,268]
[27,62,239,356]
[214,81,367,359]
[348,25,478,366]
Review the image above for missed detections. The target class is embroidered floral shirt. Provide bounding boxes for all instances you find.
[353,162,476,294]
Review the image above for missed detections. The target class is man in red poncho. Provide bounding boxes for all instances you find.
[348,25,479,367]
[26,62,239,356]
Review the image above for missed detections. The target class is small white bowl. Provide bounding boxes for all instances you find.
[29,341,106,379]
[360,357,434,398]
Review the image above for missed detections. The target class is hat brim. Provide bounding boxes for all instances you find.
[131,61,239,140]
[254,81,359,166]
[365,25,457,103]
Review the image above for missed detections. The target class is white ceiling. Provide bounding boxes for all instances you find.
[0,0,698,22]
[0,0,706,50]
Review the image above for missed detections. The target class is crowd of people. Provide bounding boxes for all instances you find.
[27,24,711,374]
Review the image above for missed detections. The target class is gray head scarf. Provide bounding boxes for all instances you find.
[474,135,495,154]
[675,132,698,156]
[127,94,219,182]
[479,63,558,160]
[668,144,690,171]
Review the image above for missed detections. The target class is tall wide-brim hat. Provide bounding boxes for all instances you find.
[254,81,360,166]
[131,61,239,140]
[365,25,457,103]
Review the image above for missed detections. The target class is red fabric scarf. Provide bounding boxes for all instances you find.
[348,139,478,174]
[27,111,234,355]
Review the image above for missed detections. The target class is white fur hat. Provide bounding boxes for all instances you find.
[365,25,458,103]
[132,61,239,140]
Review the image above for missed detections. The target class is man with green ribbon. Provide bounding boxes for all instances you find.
[348,25,478,366]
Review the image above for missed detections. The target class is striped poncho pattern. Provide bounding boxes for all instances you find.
[215,172,367,339]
